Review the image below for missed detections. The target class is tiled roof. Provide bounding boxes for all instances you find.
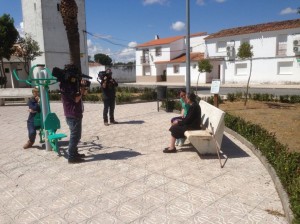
[155,53,204,64]
[190,32,207,37]
[205,19,300,39]
[136,35,184,48]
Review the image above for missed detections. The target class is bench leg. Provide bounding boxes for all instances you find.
[0,99,5,106]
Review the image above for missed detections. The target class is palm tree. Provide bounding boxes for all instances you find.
[60,0,81,72]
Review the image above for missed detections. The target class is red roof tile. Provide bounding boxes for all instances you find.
[205,19,300,40]
[137,35,183,48]
[155,53,204,64]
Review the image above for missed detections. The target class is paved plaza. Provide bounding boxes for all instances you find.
[0,102,288,223]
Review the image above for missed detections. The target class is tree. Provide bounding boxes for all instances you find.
[237,42,254,106]
[196,59,213,94]
[60,0,81,72]
[94,53,112,66]
[14,34,43,75]
[0,14,19,88]
[198,59,213,73]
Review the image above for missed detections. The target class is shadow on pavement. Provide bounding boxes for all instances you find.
[85,149,142,162]
[115,120,145,124]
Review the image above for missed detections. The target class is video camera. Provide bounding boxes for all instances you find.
[52,64,92,95]
[97,69,112,83]
[52,64,92,87]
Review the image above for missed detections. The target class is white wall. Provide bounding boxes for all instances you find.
[21,0,88,80]
[206,27,300,84]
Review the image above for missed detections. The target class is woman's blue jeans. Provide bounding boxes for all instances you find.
[66,117,82,159]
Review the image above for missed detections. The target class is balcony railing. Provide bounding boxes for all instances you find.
[140,56,150,64]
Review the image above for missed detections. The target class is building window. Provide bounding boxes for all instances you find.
[276,34,287,56]
[57,4,60,11]
[217,41,226,52]
[235,63,248,75]
[155,47,162,56]
[4,68,10,73]
[34,3,36,11]
[173,65,179,73]
[277,61,293,75]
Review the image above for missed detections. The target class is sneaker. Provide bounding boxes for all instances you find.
[23,140,34,149]
[178,138,185,147]
[110,120,118,124]
[68,157,85,164]
[175,139,179,146]
[104,122,109,126]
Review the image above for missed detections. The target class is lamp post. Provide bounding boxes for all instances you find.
[186,0,191,94]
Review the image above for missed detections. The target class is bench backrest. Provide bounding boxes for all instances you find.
[200,100,225,148]
[0,88,32,98]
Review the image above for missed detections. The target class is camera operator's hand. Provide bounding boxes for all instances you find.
[80,80,88,96]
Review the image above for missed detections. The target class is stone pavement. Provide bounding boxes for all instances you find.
[0,102,288,223]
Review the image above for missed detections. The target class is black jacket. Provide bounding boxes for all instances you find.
[178,102,201,130]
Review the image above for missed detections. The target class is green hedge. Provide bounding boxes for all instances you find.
[225,114,300,223]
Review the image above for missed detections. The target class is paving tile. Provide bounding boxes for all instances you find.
[0,102,288,223]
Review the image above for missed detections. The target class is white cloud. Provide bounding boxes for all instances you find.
[215,0,226,3]
[128,41,138,48]
[280,7,297,15]
[17,21,25,37]
[196,0,205,6]
[171,21,185,31]
[143,0,168,5]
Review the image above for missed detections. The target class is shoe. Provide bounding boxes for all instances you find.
[75,153,85,158]
[178,138,185,147]
[68,157,85,164]
[163,147,177,153]
[23,140,34,149]
[175,139,179,146]
[110,121,118,124]
[104,122,109,126]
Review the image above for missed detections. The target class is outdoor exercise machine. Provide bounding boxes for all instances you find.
[13,64,66,154]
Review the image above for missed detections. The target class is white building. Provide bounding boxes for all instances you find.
[136,32,207,83]
[136,19,300,85]
[21,0,88,79]
[205,19,300,84]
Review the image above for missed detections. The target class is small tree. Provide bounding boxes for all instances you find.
[94,53,112,66]
[14,33,43,75]
[0,14,19,88]
[237,42,253,106]
[198,59,213,73]
[196,59,213,94]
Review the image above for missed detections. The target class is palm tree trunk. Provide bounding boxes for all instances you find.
[60,0,81,73]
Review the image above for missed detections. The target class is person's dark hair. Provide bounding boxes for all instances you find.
[187,92,196,102]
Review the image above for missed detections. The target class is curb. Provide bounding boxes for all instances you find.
[225,127,294,224]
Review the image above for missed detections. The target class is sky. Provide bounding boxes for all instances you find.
[0,0,299,63]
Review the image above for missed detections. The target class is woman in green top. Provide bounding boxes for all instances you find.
[170,89,190,146]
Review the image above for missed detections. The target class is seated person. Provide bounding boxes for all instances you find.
[170,89,190,146]
[164,92,201,153]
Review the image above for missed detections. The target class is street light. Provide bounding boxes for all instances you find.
[186,0,191,94]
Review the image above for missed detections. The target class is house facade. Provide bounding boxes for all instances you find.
[136,19,300,85]
[205,19,300,85]
[135,32,207,83]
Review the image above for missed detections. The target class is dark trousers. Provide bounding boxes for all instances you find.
[66,117,82,159]
[27,120,36,143]
[103,98,116,122]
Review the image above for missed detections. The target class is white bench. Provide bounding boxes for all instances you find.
[184,100,225,155]
[0,88,32,106]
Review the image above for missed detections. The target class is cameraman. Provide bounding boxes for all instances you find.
[100,68,118,126]
[59,64,88,164]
